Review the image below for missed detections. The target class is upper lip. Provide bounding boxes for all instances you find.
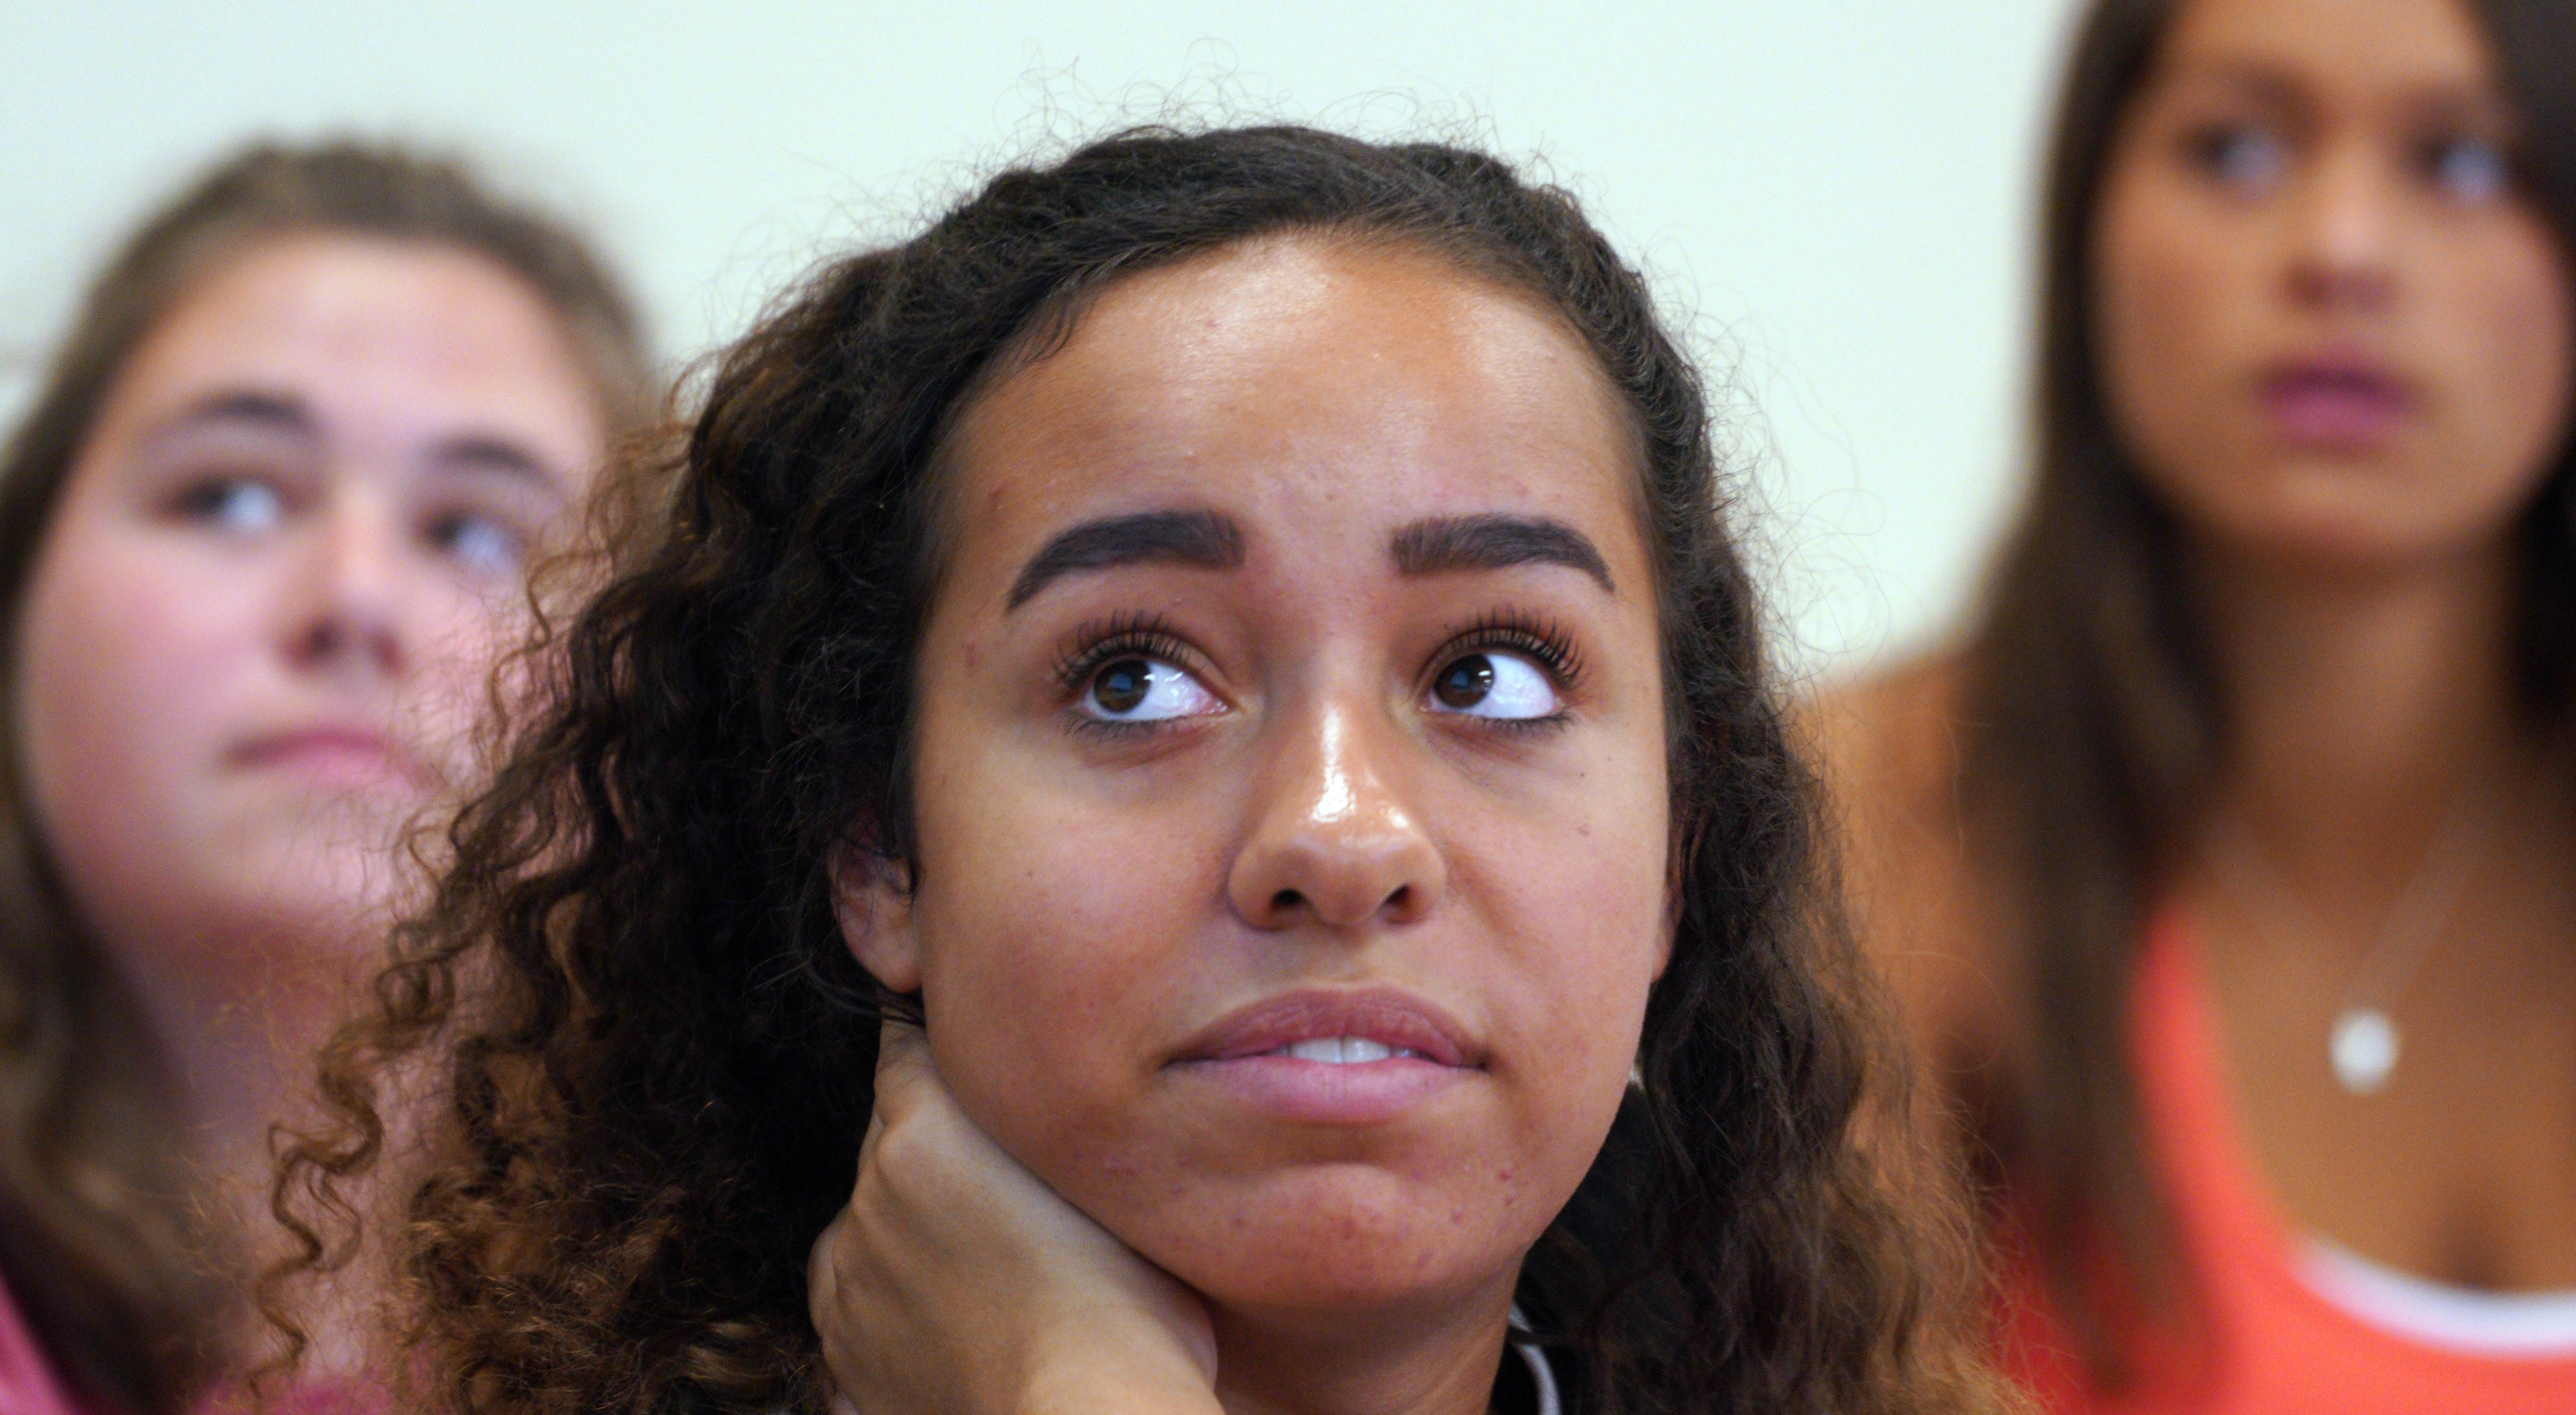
[2260,345,2418,403]
[1171,986,1481,1069]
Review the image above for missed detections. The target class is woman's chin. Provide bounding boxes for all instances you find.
[1110,1166,1541,1320]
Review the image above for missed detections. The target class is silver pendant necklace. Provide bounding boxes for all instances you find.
[2207,783,2492,1097]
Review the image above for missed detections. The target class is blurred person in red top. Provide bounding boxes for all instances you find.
[1814,0,2576,1409]
[0,140,653,1414]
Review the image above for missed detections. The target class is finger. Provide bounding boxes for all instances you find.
[861,1015,932,1150]
[808,1206,849,1306]
[875,1014,932,1089]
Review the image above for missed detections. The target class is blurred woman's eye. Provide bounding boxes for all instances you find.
[1080,656,1220,723]
[426,510,525,575]
[2424,134,2511,204]
[1426,650,1559,721]
[172,475,286,534]
[2189,123,2290,192]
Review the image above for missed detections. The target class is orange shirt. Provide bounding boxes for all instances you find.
[1997,912,2576,1414]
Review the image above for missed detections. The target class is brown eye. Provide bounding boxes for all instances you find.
[1078,655,1219,724]
[1093,657,1153,715]
[1427,650,1559,721]
[1435,654,1496,710]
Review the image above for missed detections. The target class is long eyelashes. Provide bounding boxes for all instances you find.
[1047,606,1584,747]
[1050,610,1197,693]
[1052,609,1584,696]
[1436,608,1584,690]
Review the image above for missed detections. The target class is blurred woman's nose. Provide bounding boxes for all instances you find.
[282,489,408,681]
[2287,141,2399,311]
[1226,698,1446,933]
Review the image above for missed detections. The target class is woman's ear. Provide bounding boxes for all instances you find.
[830,843,921,994]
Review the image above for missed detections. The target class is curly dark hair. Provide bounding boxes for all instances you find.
[275,124,2005,1415]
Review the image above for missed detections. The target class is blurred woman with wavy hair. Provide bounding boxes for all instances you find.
[1818,0,2576,1409]
[0,140,651,1412]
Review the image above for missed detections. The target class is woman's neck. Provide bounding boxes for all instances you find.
[1207,1277,1518,1415]
[99,908,373,1239]
[110,906,404,1379]
[2190,532,2545,882]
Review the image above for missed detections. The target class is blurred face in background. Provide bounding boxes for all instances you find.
[15,233,606,981]
[2093,0,2573,573]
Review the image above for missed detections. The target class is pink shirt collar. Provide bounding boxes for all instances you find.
[0,1266,92,1415]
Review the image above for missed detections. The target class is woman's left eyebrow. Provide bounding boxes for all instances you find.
[426,433,568,494]
[1389,514,1615,594]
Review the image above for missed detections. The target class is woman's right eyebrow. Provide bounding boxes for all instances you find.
[142,388,316,447]
[1006,508,1246,609]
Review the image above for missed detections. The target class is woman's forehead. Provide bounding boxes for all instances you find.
[90,234,607,495]
[2153,0,2498,96]
[938,236,1646,599]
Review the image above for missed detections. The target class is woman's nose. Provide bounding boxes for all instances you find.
[283,491,407,680]
[1226,701,1447,933]
[2286,142,2398,311]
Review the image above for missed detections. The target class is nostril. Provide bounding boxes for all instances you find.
[1385,885,1411,912]
[1271,889,1303,914]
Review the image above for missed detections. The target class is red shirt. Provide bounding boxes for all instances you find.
[1997,911,2576,1413]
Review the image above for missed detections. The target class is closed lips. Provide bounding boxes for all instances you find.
[1173,986,1480,1070]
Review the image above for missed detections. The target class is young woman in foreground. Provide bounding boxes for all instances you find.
[0,142,650,1412]
[282,126,2008,1415]
[1822,0,2576,1408]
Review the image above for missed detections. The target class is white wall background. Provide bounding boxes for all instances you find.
[0,1,2081,675]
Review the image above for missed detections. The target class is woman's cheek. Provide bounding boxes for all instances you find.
[24,530,239,819]
[914,788,1202,1149]
[1475,775,1665,1176]
[2460,237,2575,503]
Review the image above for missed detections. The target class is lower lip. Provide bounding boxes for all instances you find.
[2262,379,2412,450]
[1169,1055,1474,1125]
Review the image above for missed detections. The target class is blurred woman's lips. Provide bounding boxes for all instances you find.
[229,726,431,789]
[2259,351,2418,451]
[1167,987,1483,1126]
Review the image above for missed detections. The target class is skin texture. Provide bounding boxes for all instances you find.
[1825,0,2576,1298]
[16,231,604,1192]
[832,237,1670,1415]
